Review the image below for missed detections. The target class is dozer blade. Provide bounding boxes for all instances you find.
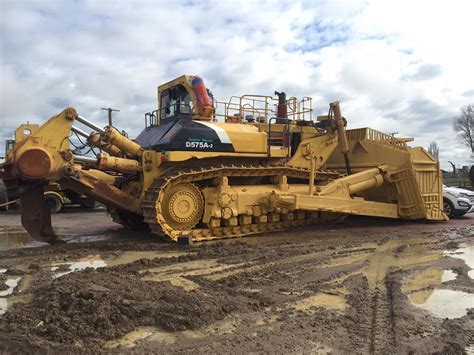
[20,183,63,244]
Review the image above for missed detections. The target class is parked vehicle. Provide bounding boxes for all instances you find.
[443,185,474,217]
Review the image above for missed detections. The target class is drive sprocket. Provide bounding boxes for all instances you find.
[158,182,204,230]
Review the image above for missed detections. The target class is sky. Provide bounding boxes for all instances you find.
[1,0,473,169]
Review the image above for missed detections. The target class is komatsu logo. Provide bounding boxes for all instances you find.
[186,138,214,149]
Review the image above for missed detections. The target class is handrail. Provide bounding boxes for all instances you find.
[214,94,314,123]
[267,117,291,157]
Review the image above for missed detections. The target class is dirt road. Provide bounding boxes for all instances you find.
[0,210,473,354]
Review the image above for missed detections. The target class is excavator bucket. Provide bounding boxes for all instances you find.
[20,183,61,243]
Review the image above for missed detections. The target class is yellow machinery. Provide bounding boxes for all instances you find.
[2,124,101,213]
[0,75,446,243]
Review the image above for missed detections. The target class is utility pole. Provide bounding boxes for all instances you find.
[101,107,120,127]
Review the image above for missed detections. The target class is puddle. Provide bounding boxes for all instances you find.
[402,268,456,294]
[0,277,22,297]
[445,244,474,279]
[49,251,190,279]
[409,289,474,319]
[51,255,107,278]
[322,237,443,288]
[105,317,239,348]
[0,276,22,315]
[141,259,247,290]
[293,292,347,312]
[0,227,36,250]
[105,250,188,267]
[105,327,176,348]
[403,243,474,319]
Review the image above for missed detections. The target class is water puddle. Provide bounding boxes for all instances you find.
[105,327,176,348]
[409,289,474,319]
[323,237,443,288]
[403,243,474,319]
[445,244,474,279]
[51,255,107,278]
[0,276,22,315]
[141,259,247,290]
[49,250,191,279]
[402,268,456,294]
[0,227,36,250]
[292,292,347,313]
[106,250,188,267]
[105,317,239,348]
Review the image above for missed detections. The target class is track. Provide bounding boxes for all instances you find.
[0,212,472,353]
[140,165,341,241]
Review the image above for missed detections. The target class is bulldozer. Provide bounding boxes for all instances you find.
[2,124,98,213]
[0,75,446,243]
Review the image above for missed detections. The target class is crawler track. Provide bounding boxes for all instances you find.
[141,166,342,241]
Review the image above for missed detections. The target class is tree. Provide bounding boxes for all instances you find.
[428,141,439,160]
[470,166,474,187]
[453,104,474,153]
[448,161,456,177]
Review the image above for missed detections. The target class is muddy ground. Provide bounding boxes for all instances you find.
[0,209,473,354]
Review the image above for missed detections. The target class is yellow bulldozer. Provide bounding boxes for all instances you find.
[0,75,446,243]
[2,124,97,213]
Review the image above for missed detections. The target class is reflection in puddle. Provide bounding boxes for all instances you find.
[324,237,443,288]
[403,243,474,319]
[402,268,456,295]
[0,277,22,297]
[0,227,35,250]
[410,289,474,319]
[51,255,107,278]
[0,277,22,315]
[50,251,192,279]
[445,244,474,280]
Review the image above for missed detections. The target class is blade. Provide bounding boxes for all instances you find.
[20,182,63,244]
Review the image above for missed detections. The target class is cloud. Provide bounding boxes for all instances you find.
[1,0,473,168]
[404,64,443,81]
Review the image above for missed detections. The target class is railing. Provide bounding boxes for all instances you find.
[346,128,408,151]
[267,117,291,156]
[213,94,313,123]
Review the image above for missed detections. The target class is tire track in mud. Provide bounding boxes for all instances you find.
[0,215,473,354]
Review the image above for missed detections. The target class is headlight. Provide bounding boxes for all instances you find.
[459,193,469,199]
[458,201,470,208]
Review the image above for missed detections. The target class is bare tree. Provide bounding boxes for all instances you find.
[453,104,474,153]
[448,161,456,177]
[428,141,439,160]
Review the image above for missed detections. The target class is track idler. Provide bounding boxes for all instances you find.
[20,182,62,244]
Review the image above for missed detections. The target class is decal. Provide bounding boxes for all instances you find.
[186,138,214,149]
[196,121,232,144]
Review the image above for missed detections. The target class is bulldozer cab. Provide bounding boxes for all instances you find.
[159,81,193,121]
[154,75,215,125]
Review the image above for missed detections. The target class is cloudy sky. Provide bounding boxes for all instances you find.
[1,0,473,168]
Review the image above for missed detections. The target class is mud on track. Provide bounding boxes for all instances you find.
[0,211,473,354]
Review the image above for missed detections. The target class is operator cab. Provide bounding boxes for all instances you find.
[137,76,232,152]
[159,84,193,121]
